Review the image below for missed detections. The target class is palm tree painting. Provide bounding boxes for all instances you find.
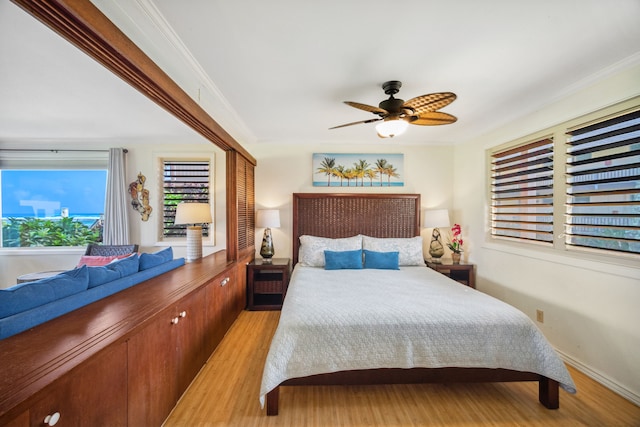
[312,153,404,187]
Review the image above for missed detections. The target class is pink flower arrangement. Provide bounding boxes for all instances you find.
[447,223,464,254]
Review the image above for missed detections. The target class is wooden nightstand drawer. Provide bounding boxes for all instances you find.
[254,280,283,294]
[247,258,291,310]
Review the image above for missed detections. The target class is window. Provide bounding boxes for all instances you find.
[162,160,210,238]
[1,169,107,247]
[565,109,640,255]
[0,150,108,248]
[488,101,640,261]
[490,138,554,244]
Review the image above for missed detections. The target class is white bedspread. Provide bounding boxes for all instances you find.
[260,265,576,406]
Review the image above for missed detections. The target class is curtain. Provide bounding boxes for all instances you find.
[103,148,130,244]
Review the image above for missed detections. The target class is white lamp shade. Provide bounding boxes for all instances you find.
[256,209,280,228]
[424,209,450,228]
[174,202,212,225]
[375,118,409,138]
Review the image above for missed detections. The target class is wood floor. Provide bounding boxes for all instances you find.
[164,310,640,427]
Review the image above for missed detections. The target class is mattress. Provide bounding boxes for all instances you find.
[260,265,576,405]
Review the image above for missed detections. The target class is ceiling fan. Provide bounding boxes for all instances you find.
[329,80,457,138]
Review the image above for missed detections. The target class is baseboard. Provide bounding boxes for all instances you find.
[557,349,640,406]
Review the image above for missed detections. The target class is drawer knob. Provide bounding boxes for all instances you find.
[44,412,61,426]
[171,317,179,325]
[220,277,229,287]
[179,311,187,318]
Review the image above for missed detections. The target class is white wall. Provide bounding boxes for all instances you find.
[454,63,640,403]
[0,141,226,287]
[246,142,455,261]
[125,143,227,255]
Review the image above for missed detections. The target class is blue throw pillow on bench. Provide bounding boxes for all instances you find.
[87,265,122,288]
[324,249,363,270]
[363,250,400,270]
[107,254,140,277]
[0,265,89,318]
[139,247,173,271]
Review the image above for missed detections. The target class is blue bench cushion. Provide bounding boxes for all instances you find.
[0,258,185,340]
[0,266,89,318]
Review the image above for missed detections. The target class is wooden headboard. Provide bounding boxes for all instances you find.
[292,193,421,265]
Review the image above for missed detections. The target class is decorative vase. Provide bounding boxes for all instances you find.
[451,252,461,264]
[260,227,275,259]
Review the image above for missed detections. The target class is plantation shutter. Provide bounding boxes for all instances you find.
[565,109,640,255]
[163,160,210,238]
[236,156,255,251]
[491,138,554,244]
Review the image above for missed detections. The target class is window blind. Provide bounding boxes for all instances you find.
[565,109,640,255]
[491,138,554,244]
[0,149,108,169]
[163,160,210,238]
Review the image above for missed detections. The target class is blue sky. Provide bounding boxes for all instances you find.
[1,170,107,217]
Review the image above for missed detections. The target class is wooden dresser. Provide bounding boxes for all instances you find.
[0,251,250,427]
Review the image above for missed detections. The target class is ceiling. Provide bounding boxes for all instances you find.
[2,1,640,147]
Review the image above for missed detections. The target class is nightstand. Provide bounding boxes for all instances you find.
[247,258,291,310]
[425,259,476,288]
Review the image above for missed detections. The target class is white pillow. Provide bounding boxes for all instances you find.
[362,235,424,266]
[298,235,362,267]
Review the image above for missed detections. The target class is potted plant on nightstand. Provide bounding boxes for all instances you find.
[447,223,464,263]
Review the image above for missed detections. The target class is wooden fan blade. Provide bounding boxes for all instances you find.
[329,117,382,130]
[409,111,457,126]
[404,92,456,114]
[344,101,387,115]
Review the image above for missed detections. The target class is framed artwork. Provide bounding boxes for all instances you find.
[313,153,404,187]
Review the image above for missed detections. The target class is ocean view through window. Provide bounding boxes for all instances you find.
[1,170,107,247]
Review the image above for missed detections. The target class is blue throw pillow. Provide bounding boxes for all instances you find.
[107,253,139,277]
[88,265,122,288]
[324,249,363,270]
[363,250,400,270]
[139,247,173,271]
[0,265,89,318]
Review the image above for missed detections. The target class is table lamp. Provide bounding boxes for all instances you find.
[174,202,212,262]
[424,209,450,261]
[256,209,280,260]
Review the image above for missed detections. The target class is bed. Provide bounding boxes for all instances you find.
[260,193,576,415]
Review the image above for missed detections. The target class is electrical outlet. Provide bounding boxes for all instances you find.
[536,309,544,323]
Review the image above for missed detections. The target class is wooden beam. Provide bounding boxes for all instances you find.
[11,0,256,165]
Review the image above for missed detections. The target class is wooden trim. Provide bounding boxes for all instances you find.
[10,0,256,166]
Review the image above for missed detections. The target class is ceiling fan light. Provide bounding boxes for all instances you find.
[375,118,409,138]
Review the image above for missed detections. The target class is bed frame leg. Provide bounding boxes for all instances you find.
[539,377,559,409]
[266,387,279,416]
